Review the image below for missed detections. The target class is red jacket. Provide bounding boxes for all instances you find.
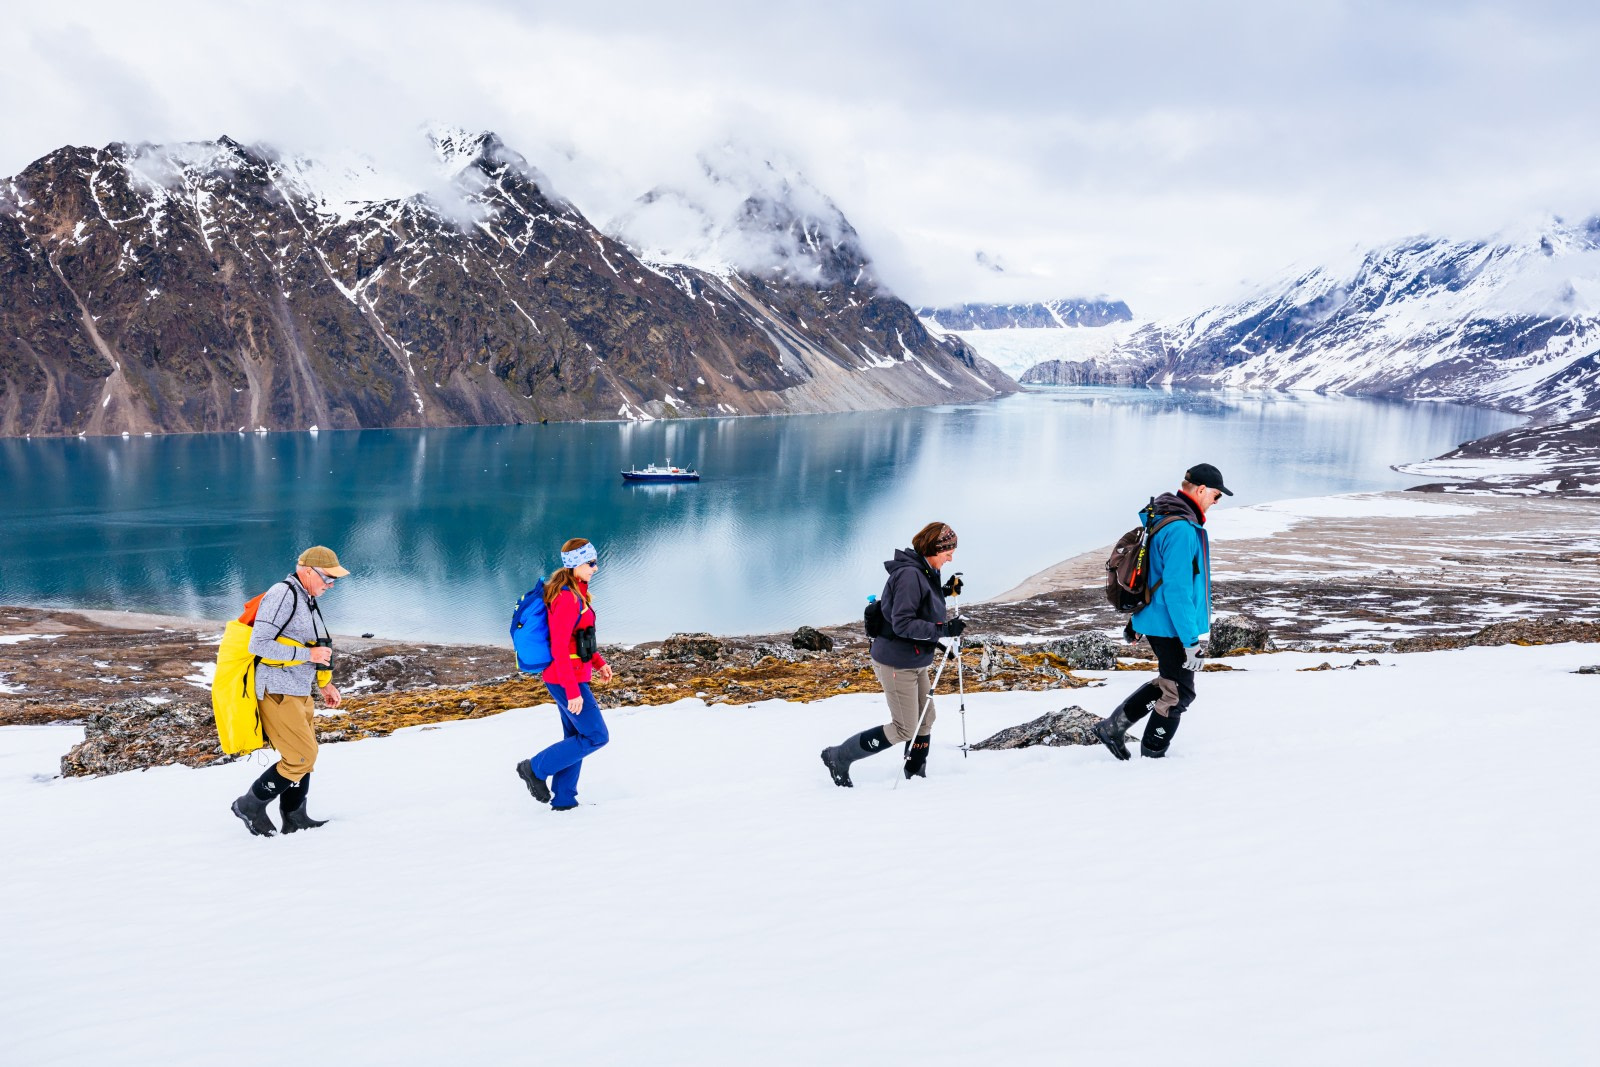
[541,583,607,692]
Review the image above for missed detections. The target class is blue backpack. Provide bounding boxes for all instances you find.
[510,580,554,673]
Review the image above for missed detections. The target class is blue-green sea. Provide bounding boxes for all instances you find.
[0,389,1520,644]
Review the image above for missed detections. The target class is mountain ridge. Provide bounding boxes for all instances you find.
[917,299,1133,331]
[1019,220,1600,427]
[0,134,1013,438]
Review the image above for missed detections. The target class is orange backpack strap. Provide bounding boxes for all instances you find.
[238,581,299,638]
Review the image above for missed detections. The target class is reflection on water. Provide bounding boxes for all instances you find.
[0,389,1521,643]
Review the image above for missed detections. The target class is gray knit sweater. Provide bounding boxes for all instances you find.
[248,576,328,698]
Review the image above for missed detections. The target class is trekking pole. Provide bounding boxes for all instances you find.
[956,633,968,758]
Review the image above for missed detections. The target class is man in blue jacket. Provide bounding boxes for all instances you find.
[1094,463,1231,760]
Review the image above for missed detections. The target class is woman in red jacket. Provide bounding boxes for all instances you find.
[516,538,613,811]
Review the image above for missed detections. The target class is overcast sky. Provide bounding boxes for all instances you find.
[6,1,1598,317]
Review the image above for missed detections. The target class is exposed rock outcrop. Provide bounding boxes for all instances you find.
[791,626,834,651]
[971,705,1101,749]
[661,632,723,660]
[1209,616,1274,655]
[1038,632,1119,670]
[61,699,235,776]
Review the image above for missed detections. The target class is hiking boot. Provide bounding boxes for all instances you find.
[551,803,580,812]
[231,791,277,837]
[821,726,891,788]
[517,760,552,804]
[903,734,931,779]
[1094,707,1133,761]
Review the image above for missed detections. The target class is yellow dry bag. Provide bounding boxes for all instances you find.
[212,620,265,755]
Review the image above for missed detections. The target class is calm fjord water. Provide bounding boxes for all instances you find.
[0,389,1519,644]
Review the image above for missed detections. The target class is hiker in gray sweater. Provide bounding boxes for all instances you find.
[230,546,350,837]
[821,522,966,787]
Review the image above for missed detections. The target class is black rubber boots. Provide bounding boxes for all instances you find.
[903,735,932,779]
[820,725,891,787]
[231,765,293,837]
[280,771,328,833]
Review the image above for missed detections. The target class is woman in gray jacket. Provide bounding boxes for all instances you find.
[821,522,965,787]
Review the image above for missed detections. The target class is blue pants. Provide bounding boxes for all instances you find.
[528,683,609,807]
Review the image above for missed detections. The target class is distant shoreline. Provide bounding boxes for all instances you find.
[8,488,1599,650]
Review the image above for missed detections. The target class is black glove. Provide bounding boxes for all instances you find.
[943,617,967,638]
[942,574,964,597]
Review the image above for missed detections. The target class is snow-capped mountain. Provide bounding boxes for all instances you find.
[610,144,871,288]
[1022,219,1600,422]
[0,134,1011,437]
[917,299,1133,331]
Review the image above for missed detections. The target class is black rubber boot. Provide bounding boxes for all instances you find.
[516,759,552,804]
[820,726,891,788]
[1093,705,1134,761]
[280,773,328,833]
[1141,710,1182,758]
[231,766,292,837]
[903,734,931,779]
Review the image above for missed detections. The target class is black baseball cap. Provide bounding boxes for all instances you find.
[1186,462,1233,496]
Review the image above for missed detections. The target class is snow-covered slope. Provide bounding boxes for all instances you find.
[3,644,1594,1064]
[1028,218,1600,419]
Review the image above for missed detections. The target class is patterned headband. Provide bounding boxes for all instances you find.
[561,543,598,569]
[932,527,958,553]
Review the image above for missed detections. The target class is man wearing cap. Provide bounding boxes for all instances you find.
[230,546,350,836]
[1094,464,1231,760]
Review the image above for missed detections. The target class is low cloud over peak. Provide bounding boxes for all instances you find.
[6,2,1599,318]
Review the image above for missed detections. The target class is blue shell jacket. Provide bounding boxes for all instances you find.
[1131,491,1212,647]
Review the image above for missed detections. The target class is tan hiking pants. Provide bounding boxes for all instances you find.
[873,661,936,744]
[259,692,318,781]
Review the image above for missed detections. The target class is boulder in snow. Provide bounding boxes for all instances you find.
[971,705,1101,750]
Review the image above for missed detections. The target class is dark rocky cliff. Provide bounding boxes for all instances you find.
[0,135,1013,437]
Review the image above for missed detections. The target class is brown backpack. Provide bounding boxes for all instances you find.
[1105,500,1186,612]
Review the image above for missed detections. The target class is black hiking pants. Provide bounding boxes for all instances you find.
[1117,635,1197,756]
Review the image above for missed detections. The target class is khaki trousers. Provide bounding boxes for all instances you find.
[872,661,936,744]
[259,692,318,781]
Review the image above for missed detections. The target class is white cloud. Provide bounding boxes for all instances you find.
[5,1,1599,318]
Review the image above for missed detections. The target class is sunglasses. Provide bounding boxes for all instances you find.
[313,568,338,584]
